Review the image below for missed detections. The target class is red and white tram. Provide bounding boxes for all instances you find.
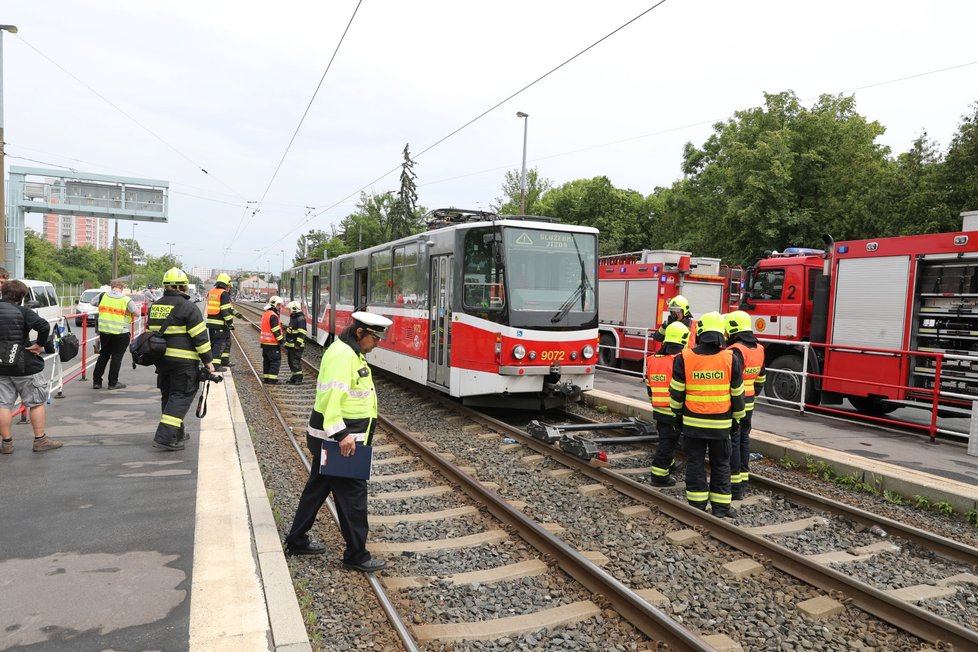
[281,209,600,407]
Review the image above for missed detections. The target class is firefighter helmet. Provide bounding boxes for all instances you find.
[724,310,753,336]
[216,273,231,285]
[286,301,301,313]
[695,311,725,337]
[269,296,284,308]
[668,295,690,318]
[162,267,189,286]
[663,321,690,347]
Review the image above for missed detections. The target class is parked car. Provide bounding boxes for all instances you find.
[126,294,149,320]
[19,279,64,343]
[75,288,103,326]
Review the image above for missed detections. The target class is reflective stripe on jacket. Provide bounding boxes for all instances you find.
[308,338,377,444]
[148,291,213,365]
[730,341,766,410]
[206,286,234,328]
[98,294,134,334]
[670,347,745,436]
[260,309,283,345]
[645,352,679,420]
[285,313,307,349]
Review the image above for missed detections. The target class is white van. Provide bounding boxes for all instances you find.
[19,280,64,331]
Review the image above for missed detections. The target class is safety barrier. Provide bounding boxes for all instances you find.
[595,328,657,378]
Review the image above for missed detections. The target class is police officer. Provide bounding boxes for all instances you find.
[205,273,234,372]
[92,279,139,390]
[724,310,766,500]
[645,321,690,487]
[150,267,215,451]
[284,301,307,384]
[284,311,393,572]
[669,311,745,517]
[652,295,697,350]
[260,296,285,384]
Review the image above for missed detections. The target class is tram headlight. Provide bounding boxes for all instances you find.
[528,350,537,361]
[582,344,595,359]
[569,350,579,361]
[512,344,527,360]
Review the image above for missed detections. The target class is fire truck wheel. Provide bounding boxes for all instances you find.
[766,354,816,406]
[847,396,899,416]
[598,334,619,369]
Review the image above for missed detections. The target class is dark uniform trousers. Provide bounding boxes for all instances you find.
[684,435,732,510]
[208,328,228,367]
[154,365,200,445]
[286,434,369,564]
[649,420,680,477]
[732,412,753,487]
[262,344,281,381]
[287,346,303,380]
[92,332,130,386]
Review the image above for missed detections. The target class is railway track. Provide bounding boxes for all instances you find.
[231,302,978,650]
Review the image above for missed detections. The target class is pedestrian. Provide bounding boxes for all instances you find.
[669,311,745,518]
[284,301,307,384]
[0,280,62,454]
[284,311,392,572]
[92,279,140,390]
[149,268,216,451]
[645,321,690,486]
[205,273,234,372]
[260,296,284,384]
[724,310,766,500]
[651,295,697,351]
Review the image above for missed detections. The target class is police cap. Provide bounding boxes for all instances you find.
[352,311,393,339]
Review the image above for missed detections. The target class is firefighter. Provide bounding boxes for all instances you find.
[261,296,285,384]
[284,301,307,384]
[724,310,767,500]
[205,273,235,372]
[284,311,393,571]
[652,295,697,350]
[645,321,690,486]
[669,311,745,517]
[150,267,215,451]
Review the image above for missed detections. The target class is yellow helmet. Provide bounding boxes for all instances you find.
[724,310,753,336]
[663,321,690,347]
[695,311,725,337]
[162,267,189,286]
[216,273,231,285]
[668,295,690,318]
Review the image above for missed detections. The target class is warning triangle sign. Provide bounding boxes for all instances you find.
[515,233,534,245]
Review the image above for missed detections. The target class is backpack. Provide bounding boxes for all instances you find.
[130,310,176,366]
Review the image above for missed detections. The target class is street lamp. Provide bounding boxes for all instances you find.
[165,242,175,256]
[0,25,18,274]
[516,111,529,215]
[130,223,138,286]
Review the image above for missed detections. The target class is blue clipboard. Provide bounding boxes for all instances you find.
[319,439,373,480]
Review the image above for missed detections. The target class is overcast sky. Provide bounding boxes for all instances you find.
[4,0,977,275]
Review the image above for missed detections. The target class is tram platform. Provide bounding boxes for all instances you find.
[590,375,978,514]
[0,358,309,651]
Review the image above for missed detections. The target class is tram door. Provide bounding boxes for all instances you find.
[428,255,453,388]
[310,275,320,340]
[354,268,368,310]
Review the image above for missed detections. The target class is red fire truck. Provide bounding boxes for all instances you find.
[596,250,742,368]
[741,223,978,416]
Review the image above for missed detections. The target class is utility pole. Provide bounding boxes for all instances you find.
[112,219,119,278]
[0,25,17,271]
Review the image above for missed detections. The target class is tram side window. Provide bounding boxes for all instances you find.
[393,243,420,306]
[462,227,504,310]
[750,268,784,300]
[338,259,355,306]
[370,249,392,304]
[319,262,331,316]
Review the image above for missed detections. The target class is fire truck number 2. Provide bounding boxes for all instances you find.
[540,350,566,361]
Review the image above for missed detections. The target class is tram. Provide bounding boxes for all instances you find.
[281,209,599,408]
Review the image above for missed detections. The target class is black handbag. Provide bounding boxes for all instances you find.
[0,341,26,375]
[130,312,176,366]
[58,322,80,362]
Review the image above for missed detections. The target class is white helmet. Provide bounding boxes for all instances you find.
[286,301,302,313]
[269,296,284,307]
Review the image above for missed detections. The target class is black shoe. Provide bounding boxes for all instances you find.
[731,488,744,501]
[285,541,326,556]
[225,362,235,367]
[214,366,229,372]
[93,382,103,389]
[264,379,279,385]
[177,429,189,442]
[288,378,302,385]
[342,558,386,572]
[153,439,185,451]
[712,505,738,518]
[107,383,127,390]
[649,475,677,487]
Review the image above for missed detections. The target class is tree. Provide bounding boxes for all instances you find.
[386,144,426,240]
[940,102,978,218]
[493,168,552,215]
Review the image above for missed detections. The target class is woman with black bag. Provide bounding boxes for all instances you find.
[0,280,62,454]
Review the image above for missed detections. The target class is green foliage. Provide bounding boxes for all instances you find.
[934,500,954,516]
[595,404,609,414]
[339,190,426,252]
[834,473,859,488]
[493,168,553,215]
[778,455,799,470]
[387,143,425,241]
[804,455,836,481]
[882,489,904,505]
[966,509,978,527]
[913,495,932,510]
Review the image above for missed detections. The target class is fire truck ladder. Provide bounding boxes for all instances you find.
[526,417,658,461]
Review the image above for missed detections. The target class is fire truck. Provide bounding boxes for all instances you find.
[596,250,742,368]
[741,215,978,416]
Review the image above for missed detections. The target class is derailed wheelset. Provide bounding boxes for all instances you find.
[525,416,657,462]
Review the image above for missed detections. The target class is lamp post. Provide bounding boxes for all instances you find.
[130,222,138,286]
[516,111,529,215]
[165,242,175,257]
[0,25,17,272]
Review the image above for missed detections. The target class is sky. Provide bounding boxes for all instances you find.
[3,0,977,276]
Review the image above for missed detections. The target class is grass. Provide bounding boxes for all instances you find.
[779,455,800,470]
[267,489,282,525]
[967,509,978,527]
[883,489,904,505]
[595,404,609,414]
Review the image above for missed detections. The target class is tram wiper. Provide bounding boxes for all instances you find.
[551,237,593,323]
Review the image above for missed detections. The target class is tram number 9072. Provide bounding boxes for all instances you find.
[539,350,566,362]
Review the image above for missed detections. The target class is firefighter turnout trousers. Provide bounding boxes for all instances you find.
[287,346,303,382]
[732,412,754,495]
[154,365,200,447]
[649,420,680,479]
[684,435,732,513]
[262,344,281,383]
[208,328,229,368]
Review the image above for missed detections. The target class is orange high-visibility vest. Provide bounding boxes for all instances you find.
[681,348,733,416]
[645,353,679,417]
[260,310,281,345]
[206,287,223,317]
[730,342,764,398]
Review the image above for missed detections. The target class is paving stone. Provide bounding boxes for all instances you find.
[721,558,764,580]
[618,505,651,519]
[797,595,844,620]
[579,483,608,497]
[665,529,702,546]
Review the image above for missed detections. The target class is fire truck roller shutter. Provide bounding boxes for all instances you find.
[680,281,726,320]
[830,256,910,351]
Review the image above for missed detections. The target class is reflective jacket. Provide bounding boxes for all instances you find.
[205,284,234,329]
[284,312,307,349]
[148,290,213,367]
[670,344,745,438]
[307,336,378,444]
[260,309,283,346]
[729,338,766,411]
[653,315,696,349]
[97,291,136,335]
[645,351,681,423]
